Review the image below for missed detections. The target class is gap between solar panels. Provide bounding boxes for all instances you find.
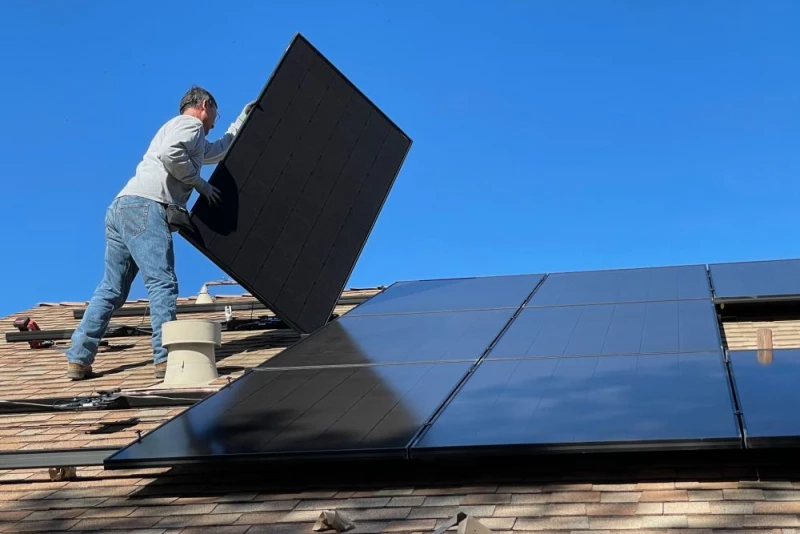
[178,33,412,336]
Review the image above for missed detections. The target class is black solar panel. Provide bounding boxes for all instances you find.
[487,300,721,359]
[729,349,800,448]
[412,352,741,455]
[709,259,800,302]
[527,265,711,307]
[346,274,543,316]
[182,33,412,334]
[105,362,471,467]
[259,309,515,369]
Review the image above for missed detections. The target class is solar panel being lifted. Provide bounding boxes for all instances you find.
[181,33,412,334]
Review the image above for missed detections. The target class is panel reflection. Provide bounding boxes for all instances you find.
[415,352,740,452]
[109,361,471,464]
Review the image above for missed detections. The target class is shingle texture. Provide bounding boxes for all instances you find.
[2,288,800,532]
[3,470,800,532]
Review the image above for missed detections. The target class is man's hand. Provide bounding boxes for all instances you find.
[239,100,257,122]
[196,180,221,206]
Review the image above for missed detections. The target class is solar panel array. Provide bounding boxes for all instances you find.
[107,258,800,468]
[181,33,412,334]
[412,265,744,455]
[107,274,543,466]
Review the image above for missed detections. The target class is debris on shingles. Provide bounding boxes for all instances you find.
[313,509,356,532]
[433,511,493,534]
[4,472,800,533]
[48,466,77,481]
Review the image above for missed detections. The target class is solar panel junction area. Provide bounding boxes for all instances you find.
[106,258,800,468]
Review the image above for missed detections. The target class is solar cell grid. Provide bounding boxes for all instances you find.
[488,299,722,360]
[728,349,800,448]
[527,264,712,307]
[106,361,472,467]
[258,308,516,369]
[709,259,800,302]
[412,352,741,455]
[345,274,544,317]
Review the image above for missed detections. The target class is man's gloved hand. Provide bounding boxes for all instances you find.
[233,100,257,130]
[241,100,257,119]
[196,180,221,206]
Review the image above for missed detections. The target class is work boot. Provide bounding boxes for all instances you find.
[154,362,167,379]
[67,363,92,380]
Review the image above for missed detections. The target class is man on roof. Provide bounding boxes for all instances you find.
[65,86,256,380]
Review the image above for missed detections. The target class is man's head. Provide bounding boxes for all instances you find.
[179,86,218,134]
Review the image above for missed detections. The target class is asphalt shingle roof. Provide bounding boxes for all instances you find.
[2,287,800,532]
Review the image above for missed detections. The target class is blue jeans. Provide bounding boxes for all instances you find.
[67,196,178,367]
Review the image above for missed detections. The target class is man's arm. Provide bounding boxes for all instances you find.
[203,128,236,165]
[158,117,220,205]
[157,117,205,188]
[203,101,258,164]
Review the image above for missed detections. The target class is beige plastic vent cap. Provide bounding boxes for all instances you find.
[161,320,222,386]
[195,285,215,304]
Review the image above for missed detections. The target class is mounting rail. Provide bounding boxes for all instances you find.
[4,315,319,344]
[71,295,370,319]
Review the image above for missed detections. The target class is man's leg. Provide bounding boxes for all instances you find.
[66,200,139,379]
[120,197,178,374]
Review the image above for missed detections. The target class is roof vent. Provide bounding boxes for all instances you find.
[195,284,215,304]
[161,320,221,386]
[195,278,245,304]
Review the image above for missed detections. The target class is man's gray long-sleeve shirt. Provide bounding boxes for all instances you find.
[117,114,241,207]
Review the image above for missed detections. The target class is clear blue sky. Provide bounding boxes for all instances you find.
[1,0,798,318]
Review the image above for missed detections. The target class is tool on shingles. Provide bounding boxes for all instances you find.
[5,315,315,346]
[10,317,117,350]
[13,317,53,349]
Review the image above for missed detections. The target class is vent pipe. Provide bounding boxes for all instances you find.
[195,284,215,304]
[161,320,221,386]
[756,328,774,365]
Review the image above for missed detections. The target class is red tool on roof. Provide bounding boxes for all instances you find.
[13,317,53,349]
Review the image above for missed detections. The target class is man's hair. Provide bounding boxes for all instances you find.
[179,85,217,114]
